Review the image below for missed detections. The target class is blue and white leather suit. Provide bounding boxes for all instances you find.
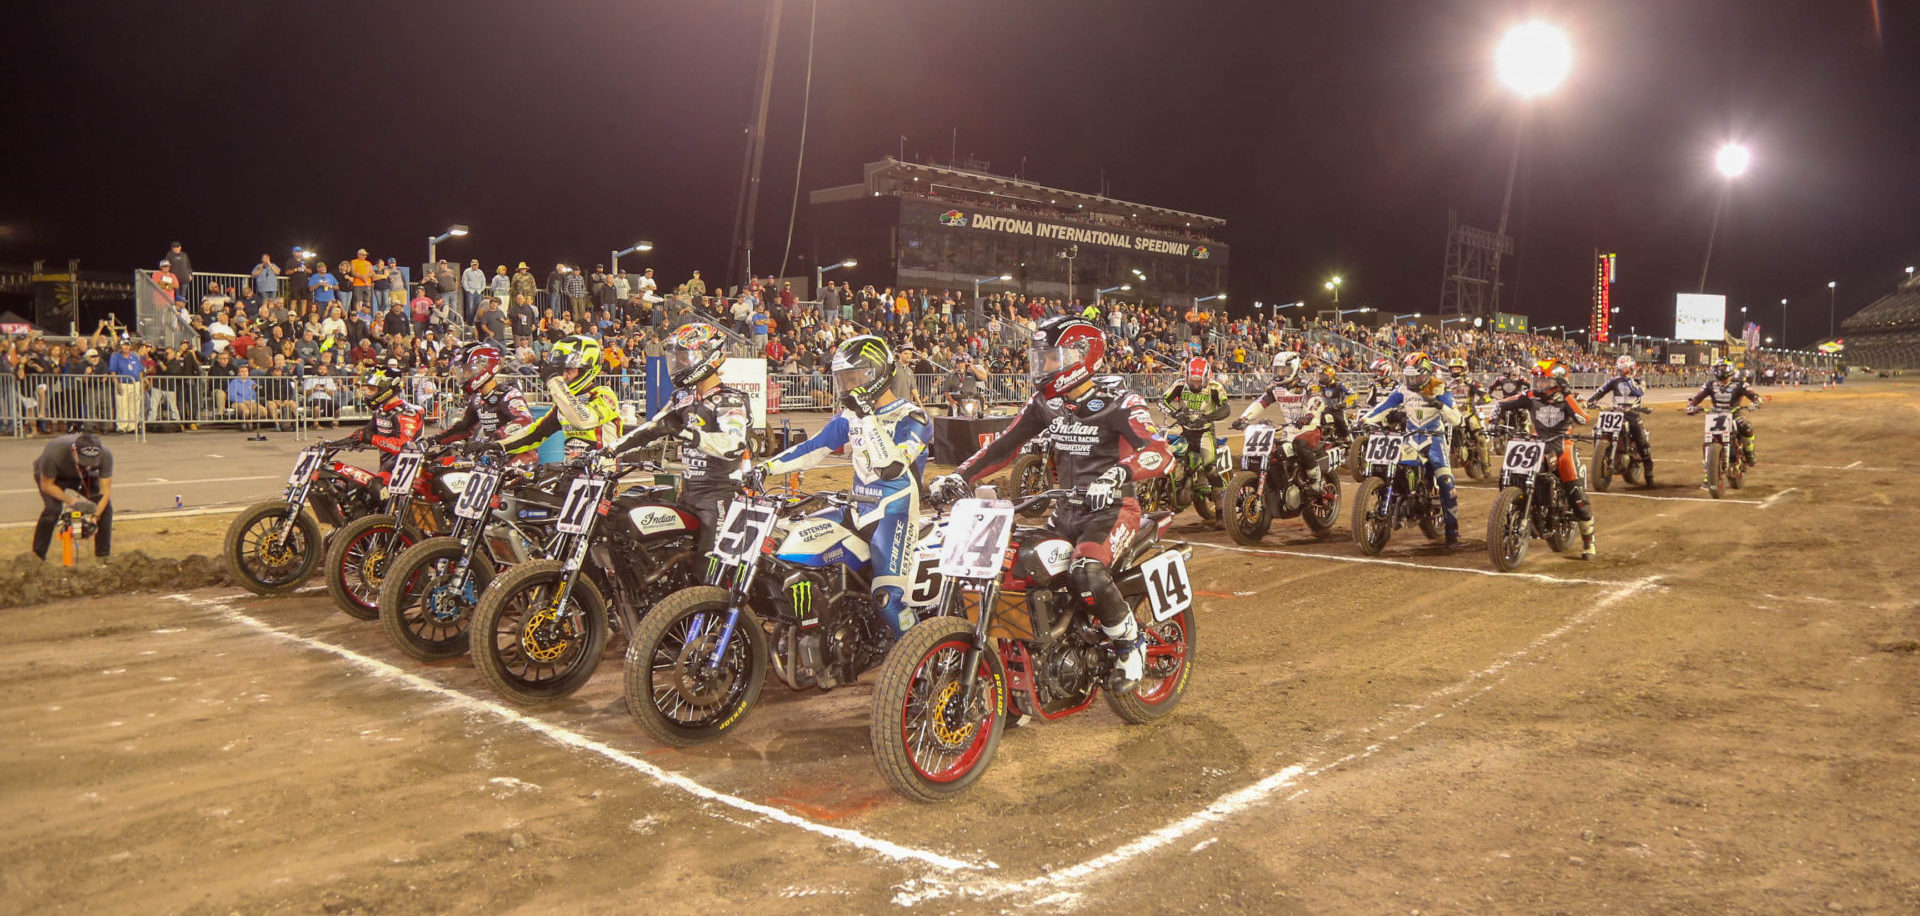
[1362,382,1462,535]
[762,398,931,635]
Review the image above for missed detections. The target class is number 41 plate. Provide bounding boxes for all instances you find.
[1139,549,1192,622]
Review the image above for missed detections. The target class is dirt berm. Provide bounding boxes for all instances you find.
[0,550,232,609]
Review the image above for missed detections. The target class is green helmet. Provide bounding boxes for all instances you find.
[1712,359,1734,381]
[832,334,896,416]
[544,335,604,396]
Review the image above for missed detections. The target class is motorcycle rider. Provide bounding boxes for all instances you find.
[941,351,991,417]
[1362,357,1397,410]
[1310,365,1353,441]
[492,334,623,460]
[1586,355,1655,487]
[323,365,425,471]
[928,316,1172,691]
[1488,363,1532,432]
[1686,359,1763,471]
[1492,360,1596,558]
[756,335,931,642]
[1231,351,1334,483]
[1360,355,1463,547]
[1444,356,1491,462]
[430,342,537,464]
[608,323,749,556]
[1159,356,1231,495]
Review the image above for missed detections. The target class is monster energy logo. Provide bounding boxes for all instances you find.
[789,580,817,624]
[859,340,887,364]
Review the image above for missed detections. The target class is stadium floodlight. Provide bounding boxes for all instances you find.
[1715,144,1752,179]
[1097,284,1131,296]
[1441,316,1474,326]
[1496,22,1572,98]
[1195,293,1226,304]
[1324,275,1343,305]
[1333,307,1370,319]
[427,224,470,266]
[1828,280,1837,339]
[1908,266,1915,276]
[610,240,655,274]
[1391,312,1422,323]
[815,257,858,295]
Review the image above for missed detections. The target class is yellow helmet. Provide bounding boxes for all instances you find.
[544,334,604,396]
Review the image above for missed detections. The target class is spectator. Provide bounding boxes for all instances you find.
[286,258,312,307]
[303,364,339,426]
[106,339,143,433]
[685,270,706,299]
[382,301,411,340]
[227,365,263,427]
[409,287,433,336]
[564,264,589,316]
[461,259,486,321]
[319,304,348,342]
[512,262,537,307]
[165,241,194,301]
[433,260,458,316]
[508,294,538,339]
[477,296,508,343]
[349,249,375,311]
[309,262,341,311]
[490,264,511,308]
[250,254,281,300]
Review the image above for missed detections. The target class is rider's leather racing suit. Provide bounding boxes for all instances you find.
[1488,373,1531,432]
[1239,380,1335,482]
[431,383,537,465]
[763,398,931,636]
[1362,381,1463,539]
[1586,374,1653,466]
[1493,386,1595,534]
[1686,378,1762,465]
[1160,379,1231,476]
[610,385,752,556]
[494,376,623,460]
[335,398,425,472]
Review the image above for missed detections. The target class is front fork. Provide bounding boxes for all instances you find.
[694,560,759,678]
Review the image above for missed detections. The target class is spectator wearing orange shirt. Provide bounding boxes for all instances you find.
[349,249,375,312]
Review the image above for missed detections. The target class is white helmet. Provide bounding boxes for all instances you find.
[1615,355,1636,374]
[1271,350,1302,385]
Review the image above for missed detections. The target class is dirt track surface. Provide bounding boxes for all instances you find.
[3,381,1916,915]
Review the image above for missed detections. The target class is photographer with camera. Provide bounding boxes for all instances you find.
[32,431,114,562]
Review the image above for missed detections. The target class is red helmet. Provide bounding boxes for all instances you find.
[1028,316,1106,400]
[1184,356,1211,389]
[451,343,501,393]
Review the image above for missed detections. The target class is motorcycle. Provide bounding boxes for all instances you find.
[869,489,1196,802]
[1450,408,1492,481]
[1486,429,1584,572]
[1218,419,1342,545]
[468,454,700,705]
[321,441,465,619]
[1696,405,1754,499]
[225,443,386,595]
[1150,408,1227,525]
[1588,406,1653,492]
[624,488,947,746]
[1350,421,1449,555]
[374,452,569,661]
[1005,429,1057,519]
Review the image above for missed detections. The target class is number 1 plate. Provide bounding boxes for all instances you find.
[937,499,1016,579]
[1139,549,1192,622]
[1704,412,1733,443]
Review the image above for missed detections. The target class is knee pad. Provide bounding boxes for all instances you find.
[1069,557,1131,628]
[1568,485,1593,521]
[1436,472,1458,509]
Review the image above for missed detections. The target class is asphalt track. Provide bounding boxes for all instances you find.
[3,379,1915,914]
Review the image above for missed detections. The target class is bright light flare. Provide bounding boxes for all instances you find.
[1496,22,1572,98]
[1715,144,1752,178]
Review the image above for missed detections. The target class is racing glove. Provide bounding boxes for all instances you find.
[1230,417,1248,430]
[1085,466,1129,511]
[928,474,970,505]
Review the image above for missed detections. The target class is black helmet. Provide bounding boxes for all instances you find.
[832,334,896,416]
[355,366,403,408]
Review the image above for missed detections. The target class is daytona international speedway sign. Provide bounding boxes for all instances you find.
[909,199,1224,263]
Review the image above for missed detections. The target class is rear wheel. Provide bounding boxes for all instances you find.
[1220,471,1272,546]
[324,514,416,620]
[224,500,323,596]
[625,586,770,746]
[1105,596,1195,723]
[1352,477,1391,556]
[1302,476,1341,538]
[1009,454,1052,518]
[1464,435,1489,481]
[470,559,611,705]
[377,536,498,661]
[869,616,1007,803]
[1487,487,1531,572]
[1589,439,1614,493]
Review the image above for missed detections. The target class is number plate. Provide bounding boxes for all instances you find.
[1502,438,1546,476]
[1214,440,1233,474]
[906,550,944,606]
[937,499,1016,579]
[452,468,503,520]
[1596,411,1626,437]
[387,449,425,495]
[1241,424,1276,457]
[712,498,778,563]
[287,447,324,487]
[1703,411,1733,443]
[554,478,609,535]
[1364,434,1405,468]
[1139,549,1192,622]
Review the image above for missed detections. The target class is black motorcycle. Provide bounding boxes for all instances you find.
[1588,406,1653,492]
[1486,428,1583,571]
[225,443,386,595]
[1218,419,1342,545]
[1350,420,1449,555]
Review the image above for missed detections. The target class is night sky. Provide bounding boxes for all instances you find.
[3,0,1915,347]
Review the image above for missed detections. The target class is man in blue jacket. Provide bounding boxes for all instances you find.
[107,338,145,433]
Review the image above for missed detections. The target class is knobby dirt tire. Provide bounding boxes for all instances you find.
[623,586,769,747]
[224,500,323,596]
[377,536,497,661]
[869,617,1007,803]
[323,513,416,620]
[469,559,610,705]
[1487,486,1531,572]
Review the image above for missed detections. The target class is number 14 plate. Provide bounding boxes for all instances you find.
[1138,549,1192,622]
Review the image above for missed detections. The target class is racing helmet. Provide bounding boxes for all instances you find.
[1447,357,1469,377]
[355,365,404,408]
[1271,350,1302,386]
[667,323,728,388]
[1369,357,1396,381]
[1711,359,1734,381]
[1317,365,1339,387]
[543,334,604,396]
[1028,315,1106,400]
[1403,350,1431,369]
[1532,359,1570,394]
[831,334,896,416]
[450,343,502,394]
[1615,354,1636,375]
[1185,356,1212,389]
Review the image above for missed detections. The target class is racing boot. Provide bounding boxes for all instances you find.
[1578,519,1596,560]
[1641,456,1655,489]
[1444,519,1460,550]
[1102,615,1146,694]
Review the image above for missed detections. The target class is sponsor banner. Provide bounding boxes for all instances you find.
[717,358,769,427]
[906,199,1226,265]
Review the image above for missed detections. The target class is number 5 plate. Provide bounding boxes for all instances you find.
[1139,549,1192,622]
[938,499,1016,579]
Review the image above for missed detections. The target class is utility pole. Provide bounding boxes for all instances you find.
[1056,244,1077,305]
[727,0,785,290]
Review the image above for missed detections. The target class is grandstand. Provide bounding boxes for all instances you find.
[1835,271,1920,368]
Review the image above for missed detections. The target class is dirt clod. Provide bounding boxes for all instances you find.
[0,549,233,610]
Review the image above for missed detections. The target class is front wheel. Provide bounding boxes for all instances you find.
[1487,486,1531,572]
[1105,595,1196,723]
[1008,454,1053,518]
[1589,439,1615,493]
[624,585,770,747]
[1352,477,1391,556]
[377,536,498,661]
[1348,434,1369,483]
[1220,470,1273,546]
[324,514,417,620]
[469,559,611,705]
[1705,445,1725,499]
[869,616,1007,803]
[224,500,323,596]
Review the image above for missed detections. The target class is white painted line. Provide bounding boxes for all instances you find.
[163,592,989,874]
[1843,460,1863,470]
[1758,487,1801,509]
[895,575,1665,908]
[0,504,247,530]
[1187,540,1627,587]
[1774,462,1894,472]
[0,477,272,495]
[1587,490,1762,505]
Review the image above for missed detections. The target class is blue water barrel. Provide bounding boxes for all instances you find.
[529,405,567,464]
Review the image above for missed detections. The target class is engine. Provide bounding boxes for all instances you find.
[1031,633,1104,709]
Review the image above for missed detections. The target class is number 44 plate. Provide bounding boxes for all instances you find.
[1138,549,1192,622]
